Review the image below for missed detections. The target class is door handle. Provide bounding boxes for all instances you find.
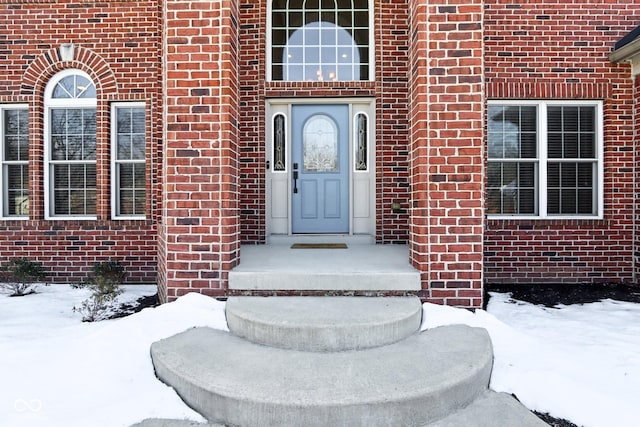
[293,163,299,194]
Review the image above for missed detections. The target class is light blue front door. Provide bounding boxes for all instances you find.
[292,105,349,233]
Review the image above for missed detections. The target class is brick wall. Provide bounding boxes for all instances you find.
[3,0,638,302]
[409,1,485,308]
[237,0,266,243]
[484,1,640,284]
[635,73,640,282]
[159,0,240,301]
[238,0,411,245]
[0,0,161,283]
[375,0,411,243]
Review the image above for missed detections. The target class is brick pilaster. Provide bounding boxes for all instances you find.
[409,1,484,308]
[635,73,640,283]
[159,0,240,302]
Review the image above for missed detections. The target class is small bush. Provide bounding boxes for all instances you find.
[91,260,127,285]
[0,258,46,297]
[73,260,127,322]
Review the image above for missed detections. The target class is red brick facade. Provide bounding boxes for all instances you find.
[1,0,639,307]
[0,0,161,283]
[635,73,640,282]
[484,1,640,285]
[159,0,240,301]
[409,1,484,307]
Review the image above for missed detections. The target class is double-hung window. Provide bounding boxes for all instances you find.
[1,105,29,218]
[45,70,97,219]
[112,103,146,219]
[487,101,603,219]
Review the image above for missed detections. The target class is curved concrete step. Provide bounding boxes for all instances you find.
[151,325,493,427]
[225,296,422,351]
[428,391,549,427]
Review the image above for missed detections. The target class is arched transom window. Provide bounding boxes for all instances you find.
[45,69,97,218]
[271,0,370,81]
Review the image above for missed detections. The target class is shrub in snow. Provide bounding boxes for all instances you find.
[0,258,46,296]
[73,260,127,322]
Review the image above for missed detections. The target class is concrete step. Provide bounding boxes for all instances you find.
[150,325,493,427]
[131,420,222,427]
[130,393,546,427]
[225,296,422,351]
[228,244,421,291]
[429,391,549,427]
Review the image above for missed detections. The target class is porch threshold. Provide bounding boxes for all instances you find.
[229,243,421,291]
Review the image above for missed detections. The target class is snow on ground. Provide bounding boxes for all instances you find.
[422,293,640,427]
[1,286,639,427]
[1,285,227,427]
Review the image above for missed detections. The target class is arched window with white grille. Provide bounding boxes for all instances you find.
[270,0,371,81]
[44,69,97,219]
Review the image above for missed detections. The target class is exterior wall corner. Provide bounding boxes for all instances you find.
[159,0,241,302]
[408,1,485,308]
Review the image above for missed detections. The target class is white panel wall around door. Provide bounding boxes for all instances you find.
[266,99,375,237]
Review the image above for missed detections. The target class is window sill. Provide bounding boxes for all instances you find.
[487,215,603,221]
[45,216,98,221]
[112,216,146,221]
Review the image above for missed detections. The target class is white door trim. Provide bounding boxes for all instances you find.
[265,98,375,238]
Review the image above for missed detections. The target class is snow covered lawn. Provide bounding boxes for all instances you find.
[1,285,638,427]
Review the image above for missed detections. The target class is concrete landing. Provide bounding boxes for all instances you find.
[225,296,422,351]
[228,244,421,291]
[150,325,493,427]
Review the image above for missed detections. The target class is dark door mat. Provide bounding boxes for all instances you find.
[290,243,348,249]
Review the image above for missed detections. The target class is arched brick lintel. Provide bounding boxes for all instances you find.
[20,46,118,98]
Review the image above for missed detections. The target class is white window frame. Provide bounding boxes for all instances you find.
[266,0,375,82]
[111,102,146,220]
[0,104,29,220]
[353,110,369,172]
[44,69,97,220]
[487,100,604,220]
[271,112,288,173]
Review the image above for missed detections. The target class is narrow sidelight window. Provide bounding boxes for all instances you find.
[112,103,146,218]
[273,113,286,171]
[354,112,367,171]
[1,105,29,217]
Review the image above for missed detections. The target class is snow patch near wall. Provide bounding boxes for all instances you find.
[422,293,640,427]
[2,286,638,427]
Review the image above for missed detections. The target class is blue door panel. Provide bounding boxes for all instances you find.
[323,179,341,218]
[300,180,318,219]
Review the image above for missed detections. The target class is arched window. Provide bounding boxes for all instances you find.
[270,0,370,81]
[44,69,97,218]
[303,114,338,172]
